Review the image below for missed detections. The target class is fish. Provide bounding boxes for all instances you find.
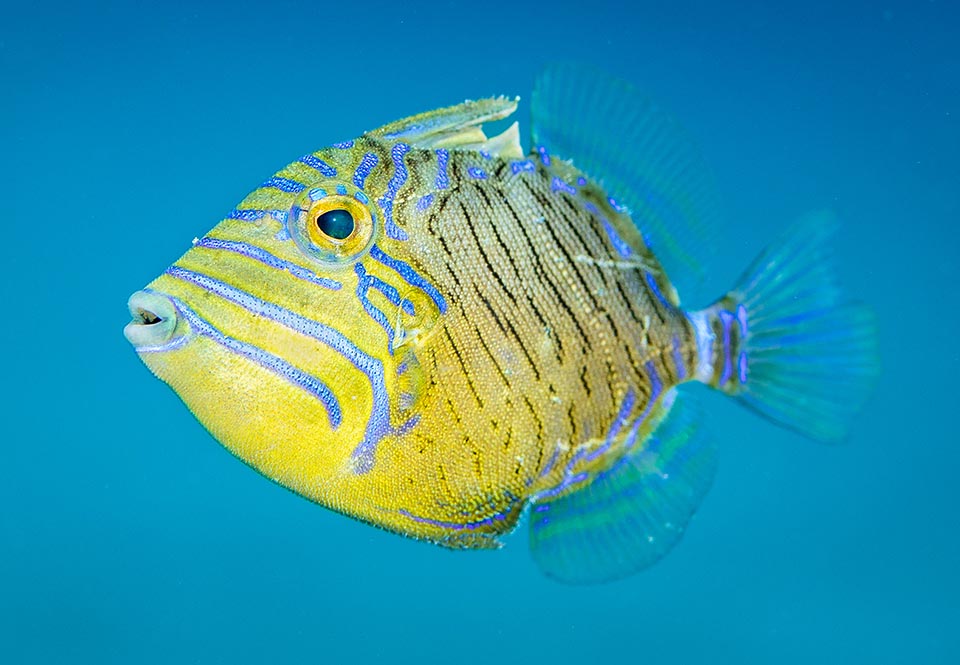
[124,64,878,584]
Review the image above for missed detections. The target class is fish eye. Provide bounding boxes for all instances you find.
[315,208,355,240]
[288,182,378,267]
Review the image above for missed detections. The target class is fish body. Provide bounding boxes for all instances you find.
[126,66,878,582]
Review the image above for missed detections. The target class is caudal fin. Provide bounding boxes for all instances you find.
[694,213,879,443]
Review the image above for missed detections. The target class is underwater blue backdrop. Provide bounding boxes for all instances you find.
[4,1,958,662]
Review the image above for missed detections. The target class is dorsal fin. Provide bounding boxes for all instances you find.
[532,64,722,307]
[367,97,523,158]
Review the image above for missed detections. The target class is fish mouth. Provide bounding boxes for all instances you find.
[124,290,178,349]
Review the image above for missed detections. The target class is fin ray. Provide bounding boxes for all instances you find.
[367,97,519,152]
[532,63,722,306]
[722,213,880,442]
[528,388,716,584]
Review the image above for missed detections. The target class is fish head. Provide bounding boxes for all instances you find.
[123,97,525,543]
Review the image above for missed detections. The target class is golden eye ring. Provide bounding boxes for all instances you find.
[288,183,378,267]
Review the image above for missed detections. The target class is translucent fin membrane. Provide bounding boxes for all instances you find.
[367,97,519,150]
[731,213,880,443]
[528,389,717,584]
[532,63,722,306]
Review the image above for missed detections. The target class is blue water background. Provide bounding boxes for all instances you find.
[4,1,958,662]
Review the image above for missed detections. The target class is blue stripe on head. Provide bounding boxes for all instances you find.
[354,263,397,354]
[163,266,392,474]
[353,152,379,190]
[299,154,337,177]
[369,245,448,314]
[194,237,342,291]
[169,295,342,428]
[378,143,412,241]
[261,177,306,194]
[228,209,267,222]
[228,208,288,224]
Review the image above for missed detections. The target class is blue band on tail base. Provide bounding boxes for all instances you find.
[712,213,880,443]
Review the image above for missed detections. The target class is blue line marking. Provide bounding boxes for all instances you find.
[308,187,327,202]
[299,154,337,177]
[585,389,636,462]
[354,191,369,204]
[369,274,415,316]
[510,159,535,174]
[536,145,551,166]
[539,447,560,479]
[378,143,411,241]
[646,272,673,308]
[719,310,734,386]
[260,176,306,194]
[336,184,347,195]
[416,193,434,211]
[398,492,520,532]
[608,196,629,213]
[369,245,448,314]
[435,149,449,190]
[383,124,424,140]
[353,152,379,190]
[332,141,354,149]
[165,294,341,428]
[164,266,392,473]
[228,209,267,222]
[551,176,576,195]
[467,166,487,180]
[628,362,663,453]
[672,334,686,381]
[228,209,288,224]
[601,218,634,258]
[354,263,396,355]
[194,237,342,291]
[736,304,748,337]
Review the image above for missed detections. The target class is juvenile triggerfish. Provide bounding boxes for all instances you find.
[124,65,878,583]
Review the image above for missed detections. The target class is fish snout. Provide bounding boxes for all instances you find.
[124,290,178,349]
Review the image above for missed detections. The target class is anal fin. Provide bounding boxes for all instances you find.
[528,387,716,584]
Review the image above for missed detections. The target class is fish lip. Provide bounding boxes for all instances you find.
[124,290,178,349]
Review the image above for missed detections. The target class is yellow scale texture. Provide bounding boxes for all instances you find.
[137,103,699,549]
